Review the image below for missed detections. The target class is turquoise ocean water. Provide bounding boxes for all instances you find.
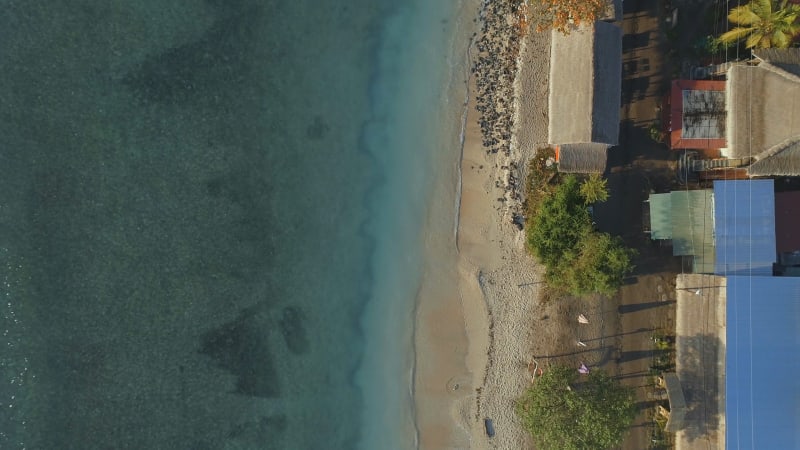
[0,0,477,448]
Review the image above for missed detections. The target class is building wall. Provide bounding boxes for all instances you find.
[775,191,800,253]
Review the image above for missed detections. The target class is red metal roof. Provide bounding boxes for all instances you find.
[669,80,727,149]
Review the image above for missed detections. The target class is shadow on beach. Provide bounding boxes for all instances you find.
[618,300,675,314]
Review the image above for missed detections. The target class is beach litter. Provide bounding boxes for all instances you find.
[484,418,495,438]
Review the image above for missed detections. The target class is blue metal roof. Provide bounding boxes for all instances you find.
[726,276,800,449]
[713,180,777,276]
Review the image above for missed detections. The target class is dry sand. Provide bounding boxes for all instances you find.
[415,17,585,449]
[414,4,617,448]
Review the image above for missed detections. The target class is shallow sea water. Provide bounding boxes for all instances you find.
[0,0,477,448]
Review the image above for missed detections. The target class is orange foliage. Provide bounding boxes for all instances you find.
[515,2,531,37]
[536,0,607,34]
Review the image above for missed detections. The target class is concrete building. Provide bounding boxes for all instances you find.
[672,274,800,449]
[674,274,726,450]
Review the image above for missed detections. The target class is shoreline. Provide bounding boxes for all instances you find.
[413,0,545,447]
[412,1,575,448]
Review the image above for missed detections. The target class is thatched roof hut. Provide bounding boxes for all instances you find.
[554,143,608,173]
[746,138,800,176]
[548,21,622,147]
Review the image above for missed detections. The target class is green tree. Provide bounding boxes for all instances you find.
[526,175,592,267]
[719,0,800,49]
[579,173,609,204]
[552,232,636,296]
[517,365,636,450]
[526,174,635,296]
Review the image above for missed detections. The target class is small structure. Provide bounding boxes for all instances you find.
[646,189,715,273]
[548,21,622,173]
[668,80,727,150]
[662,373,687,433]
[553,143,609,173]
[647,180,777,275]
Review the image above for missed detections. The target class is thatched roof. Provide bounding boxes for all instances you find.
[726,50,800,160]
[555,143,608,173]
[746,138,800,176]
[753,48,800,76]
[548,21,622,147]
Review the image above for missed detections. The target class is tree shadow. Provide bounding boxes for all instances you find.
[618,300,675,314]
[619,349,666,363]
[623,31,653,52]
[536,345,615,361]
[622,76,652,103]
[622,0,658,15]
[635,399,660,411]
[616,370,651,381]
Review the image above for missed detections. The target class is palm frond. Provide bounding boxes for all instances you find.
[746,31,767,48]
[779,11,799,25]
[721,0,800,47]
[749,0,774,18]
[772,30,789,47]
[729,5,762,25]
[720,27,754,44]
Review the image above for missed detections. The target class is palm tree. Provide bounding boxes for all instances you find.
[579,173,609,204]
[719,0,800,49]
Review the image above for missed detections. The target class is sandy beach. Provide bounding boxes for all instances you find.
[413,2,549,448]
[413,2,619,448]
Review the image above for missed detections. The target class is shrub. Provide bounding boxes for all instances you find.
[517,366,636,450]
[525,174,634,296]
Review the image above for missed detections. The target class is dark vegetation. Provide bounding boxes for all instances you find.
[524,148,636,296]
[516,365,636,450]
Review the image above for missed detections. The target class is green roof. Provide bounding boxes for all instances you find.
[649,193,672,239]
[648,190,716,273]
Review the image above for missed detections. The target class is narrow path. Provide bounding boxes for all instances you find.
[600,0,683,448]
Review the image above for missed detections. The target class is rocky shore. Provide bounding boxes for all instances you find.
[470,0,546,226]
